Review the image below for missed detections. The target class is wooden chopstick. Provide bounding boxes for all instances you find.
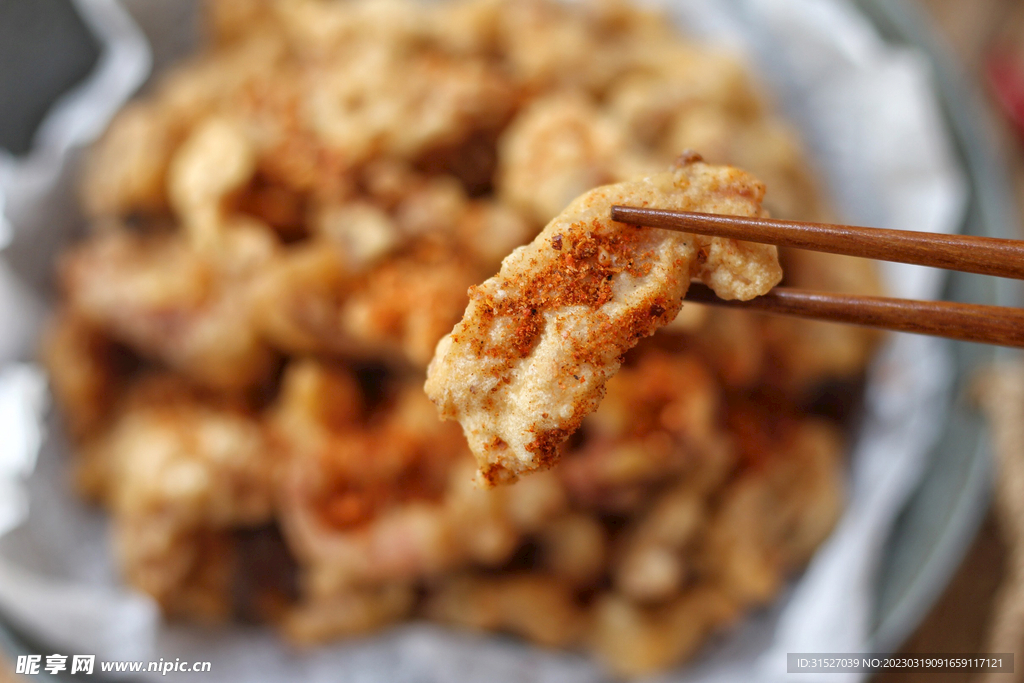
[684,284,1024,348]
[611,206,1024,280]
[609,205,1024,348]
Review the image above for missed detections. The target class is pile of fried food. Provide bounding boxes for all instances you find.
[43,0,882,676]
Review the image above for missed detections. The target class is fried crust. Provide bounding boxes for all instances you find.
[425,157,781,485]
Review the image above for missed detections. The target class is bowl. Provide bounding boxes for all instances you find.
[0,0,1017,677]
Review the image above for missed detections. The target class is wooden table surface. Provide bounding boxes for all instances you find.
[1,2,1021,682]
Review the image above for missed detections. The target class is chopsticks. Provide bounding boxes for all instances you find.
[612,207,1024,280]
[683,284,1024,348]
[610,206,1024,348]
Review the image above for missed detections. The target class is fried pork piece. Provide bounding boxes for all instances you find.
[168,116,259,250]
[612,482,706,602]
[536,512,607,586]
[497,92,655,226]
[608,51,761,149]
[205,0,276,45]
[695,408,845,606]
[423,573,585,648]
[283,583,416,643]
[42,310,124,441]
[560,348,732,512]
[59,229,276,391]
[317,164,533,270]
[587,411,844,677]
[339,245,483,367]
[92,376,275,620]
[478,0,670,93]
[249,166,526,366]
[301,38,518,168]
[426,157,782,486]
[687,308,767,390]
[250,239,482,367]
[668,111,826,223]
[249,241,350,355]
[273,361,565,611]
[80,103,181,218]
[589,586,739,678]
[81,32,290,219]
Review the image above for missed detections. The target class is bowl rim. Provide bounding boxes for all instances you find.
[856,0,1020,652]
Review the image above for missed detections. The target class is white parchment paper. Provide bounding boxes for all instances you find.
[0,1,965,681]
